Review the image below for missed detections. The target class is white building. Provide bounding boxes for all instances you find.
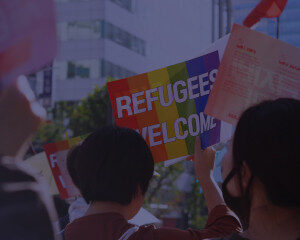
[36,0,213,105]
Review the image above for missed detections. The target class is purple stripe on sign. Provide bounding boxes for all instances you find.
[203,51,220,72]
[200,114,221,149]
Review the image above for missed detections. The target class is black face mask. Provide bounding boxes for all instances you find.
[221,168,253,230]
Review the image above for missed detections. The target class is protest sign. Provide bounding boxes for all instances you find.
[205,24,300,125]
[43,135,88,199]
[25,152,59,195]
[0,0,57,90]
[108,51,227,163]
[163,35,232,167]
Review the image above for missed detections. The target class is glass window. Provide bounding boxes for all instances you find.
[110,0,133,12]
[101,59,136,79]
[68,20,101,40]
[58,20,101,41]
[67,60,92,79]
[103,21,146,56]
[67,62,76,78]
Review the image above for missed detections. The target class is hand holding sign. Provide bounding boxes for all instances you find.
[193,137,216,184]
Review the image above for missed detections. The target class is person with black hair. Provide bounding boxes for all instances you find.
[64,125,242,240]
[210,98,300,240]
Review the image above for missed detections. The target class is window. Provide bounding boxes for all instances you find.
[58,20,101,41]
[67,61,91,78]
[27,73,37,93]
[103,21,146,56]
[101,60,136,80]
[110,0,133,12]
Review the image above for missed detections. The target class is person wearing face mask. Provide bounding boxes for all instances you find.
[210,98,300,240]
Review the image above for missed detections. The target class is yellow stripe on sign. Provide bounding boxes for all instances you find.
[147,68,188,159]
[68,136,82,148]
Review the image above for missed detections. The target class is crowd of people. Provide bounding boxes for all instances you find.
[0,74,299,240]
[1,2,299,239]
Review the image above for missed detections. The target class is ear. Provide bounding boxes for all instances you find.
[134,186,144,199]
[240,162,252,190]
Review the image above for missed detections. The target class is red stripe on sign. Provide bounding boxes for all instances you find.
[43,142,69,199]
[107,78,139,130]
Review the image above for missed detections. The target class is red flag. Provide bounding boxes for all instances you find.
[243,0,288,27]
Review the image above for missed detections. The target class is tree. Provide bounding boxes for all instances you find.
[31,83,111,154]
[30,101,75,155]
[68,85,109,136]
[31,121,64,154]
[186,178,208,229]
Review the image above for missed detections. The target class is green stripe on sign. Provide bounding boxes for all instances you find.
[167,62,197,154]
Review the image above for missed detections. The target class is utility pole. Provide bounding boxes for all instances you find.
[212,0,215,42]
[219,0,224,38]
[226,0,232,34]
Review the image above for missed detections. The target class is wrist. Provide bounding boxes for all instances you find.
[197,171,214,184]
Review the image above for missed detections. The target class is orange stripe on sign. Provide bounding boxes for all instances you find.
[127,73,168,163]
[0,38,31,77]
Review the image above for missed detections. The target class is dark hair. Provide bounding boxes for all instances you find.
[67,126,154,205]
[233,98,300,207]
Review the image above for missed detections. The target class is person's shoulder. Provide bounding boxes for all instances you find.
[209,233,248,240]
[0,156,56,240]
[135,225,202,240]
[65,212,134,240]
[129,224,161,240]
[0,156,37,184]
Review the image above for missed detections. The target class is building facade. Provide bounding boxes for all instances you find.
[51,0,146,102]
[35,0,213,105]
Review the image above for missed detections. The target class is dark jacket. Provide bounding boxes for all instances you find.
[0,156,57,240]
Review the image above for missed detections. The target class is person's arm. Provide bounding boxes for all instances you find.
[0,76,45,158]
[185,137,242,238]
[131,137,241,240]
[193,137,224,212]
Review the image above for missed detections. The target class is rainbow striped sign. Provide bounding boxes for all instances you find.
[43,134,88,199]
[108,51,221,163]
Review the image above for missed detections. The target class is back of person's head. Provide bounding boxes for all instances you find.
[233,98,300,207]
[67,126,154,205]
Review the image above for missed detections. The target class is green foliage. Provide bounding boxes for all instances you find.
[69,85,109,136]
[144,162,184,218]
[51,101,75,123]
[32,122,64,153]
[186,179,208,229]
[145,162,183,203]
[31,84,110,153]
